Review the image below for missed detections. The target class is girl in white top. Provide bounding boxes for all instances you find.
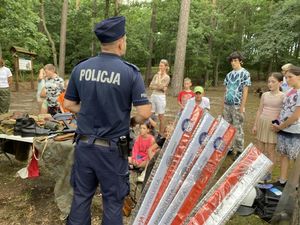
[0,58,13,114]
[272,65,300,186]
[149,59,170,133]
[273,66,300,185]
[252,72,284,182]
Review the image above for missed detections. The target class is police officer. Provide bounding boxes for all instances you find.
[64,16,151,225]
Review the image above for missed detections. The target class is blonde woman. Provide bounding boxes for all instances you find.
[149,59,170,133]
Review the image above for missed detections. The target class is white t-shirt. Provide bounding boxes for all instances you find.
[187,96,210,110]
[0,66,12,88]
[279,88,300,134]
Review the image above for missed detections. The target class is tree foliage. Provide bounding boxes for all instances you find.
[0,0,299,82]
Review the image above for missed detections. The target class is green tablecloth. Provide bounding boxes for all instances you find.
[33,137,74,218]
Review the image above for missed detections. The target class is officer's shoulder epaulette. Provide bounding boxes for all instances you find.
[122,60,140,72]
[75,57,90,66]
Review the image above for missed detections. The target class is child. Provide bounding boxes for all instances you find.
[57,79,70,113]
[177,77,195,110]
[223,51,251,158]
[190,86,210,111]
[252,72,284,182]
[128,123,156,169]
[281,63,293,93]
[141,124,175,186]
[272,65,300,186]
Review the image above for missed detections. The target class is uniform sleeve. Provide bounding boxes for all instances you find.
[65,69,80,102]
[132,72,149,106]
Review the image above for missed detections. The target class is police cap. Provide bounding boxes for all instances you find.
[94,16,126,43]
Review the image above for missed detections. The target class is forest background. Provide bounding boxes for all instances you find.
[0,0,299,91]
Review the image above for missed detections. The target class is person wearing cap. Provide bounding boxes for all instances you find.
[188,86,210,111]
[64,16,151,225]
[223,51,251,158]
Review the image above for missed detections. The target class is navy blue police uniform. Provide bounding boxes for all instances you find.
[65,16,149,225]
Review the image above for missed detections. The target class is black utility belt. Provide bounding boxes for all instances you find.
[79,135,110,147]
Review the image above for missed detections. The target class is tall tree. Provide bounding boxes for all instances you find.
[58,0,69,77]
[115,0,120,16]
[171,0,191,96]
[145,0,158,85]
[105,0,110,18]
[40,0,58,67]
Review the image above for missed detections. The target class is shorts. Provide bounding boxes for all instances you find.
[151,94,166,114]
[277,132,300,159]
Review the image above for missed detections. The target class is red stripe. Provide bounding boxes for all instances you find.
[171,126,236,225]
[188,146,261,225]
[144,106,203,224]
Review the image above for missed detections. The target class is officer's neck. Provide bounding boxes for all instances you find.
[101,49,122,56]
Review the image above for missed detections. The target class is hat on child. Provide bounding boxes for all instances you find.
[94,16,126,43]
[194,86,204,94]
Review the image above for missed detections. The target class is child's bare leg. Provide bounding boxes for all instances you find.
[280,154,289,182]
[158,114,165,134]
[266,143,276,173]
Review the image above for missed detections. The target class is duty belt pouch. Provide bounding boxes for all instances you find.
[118,136,129,159]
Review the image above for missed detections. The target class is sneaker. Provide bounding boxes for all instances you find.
[137,169,146,183]
[273,180,287,188]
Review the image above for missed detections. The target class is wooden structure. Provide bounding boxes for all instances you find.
[10,46,37,91]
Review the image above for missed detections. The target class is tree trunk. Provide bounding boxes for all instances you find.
[114,0,120,16]
[58,0,68,78]
[267,58,273,76]
[295,36,300,60]
[205,69,209,88]
[91,0,98,56]
[76,0,80,10]
[145,0,158,85]
[213,54,220,87]
[105,0,110,18]
[40,0,58,68]
[208,0,217,87]
[171,0,191,96]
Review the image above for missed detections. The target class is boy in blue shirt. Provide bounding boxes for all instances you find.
[223,51,251,158]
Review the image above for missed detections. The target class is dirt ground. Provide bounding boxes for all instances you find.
[0,82,271,225]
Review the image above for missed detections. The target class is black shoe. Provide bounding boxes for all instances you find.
[273,180,287,188]
[14,116,31,135]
